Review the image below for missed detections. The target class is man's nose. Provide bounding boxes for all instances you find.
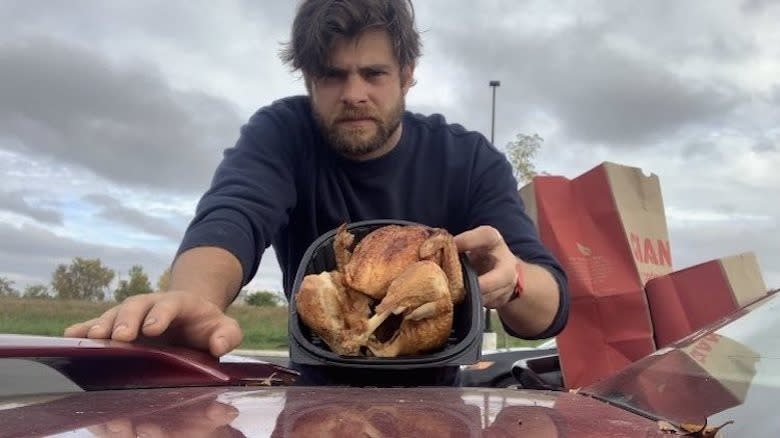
[341,74,369,105]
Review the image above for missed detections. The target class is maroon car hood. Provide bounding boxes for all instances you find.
[0,385,666,437]
[0,335,668,436]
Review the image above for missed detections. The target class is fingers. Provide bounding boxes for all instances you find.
[64,306,122,338]
[478,259,517,309]
[478,265,515,296]
[454,226,519,308]
[86,307,120,339]
[110,296,157,342]
[140,298,183,337]
[115,293,240,355]
[64,297,155,341]
[65,294,177,342]
[208,317,243,357]
[63,317,100,338]
[454,225,503,253]
[62,290,242,357]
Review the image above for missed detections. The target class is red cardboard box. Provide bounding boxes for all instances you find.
[646,252,768,348]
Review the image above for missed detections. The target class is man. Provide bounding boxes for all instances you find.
[65,0,568,385]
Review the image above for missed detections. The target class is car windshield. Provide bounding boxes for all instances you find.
[0,359,83,398]
[582,292,779,435]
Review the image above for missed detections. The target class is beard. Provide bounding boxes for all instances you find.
[314,98,405,158]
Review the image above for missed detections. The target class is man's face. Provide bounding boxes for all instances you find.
[308,29,414,159]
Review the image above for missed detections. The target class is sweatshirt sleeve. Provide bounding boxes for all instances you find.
[465,137,569,340]
[176,104,298,288]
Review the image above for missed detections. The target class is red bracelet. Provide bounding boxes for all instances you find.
[510,260,526,301]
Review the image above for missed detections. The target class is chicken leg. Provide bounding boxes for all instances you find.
[363,261,454,357]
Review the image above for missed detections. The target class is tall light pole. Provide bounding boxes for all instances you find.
[485,80,501,336]
[489,80,501,146]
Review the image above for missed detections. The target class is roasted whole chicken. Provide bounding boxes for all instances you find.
[294,224,466,357]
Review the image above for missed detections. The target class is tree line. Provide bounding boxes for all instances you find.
[0,257,282,306]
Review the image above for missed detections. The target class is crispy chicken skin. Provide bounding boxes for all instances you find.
[366,261,454,357]
[342,225,433,300]
[296,224,465,357]
[294,271,371,355]
[339,225,465,303]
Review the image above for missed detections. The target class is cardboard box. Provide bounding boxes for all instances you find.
[646,252,768,348]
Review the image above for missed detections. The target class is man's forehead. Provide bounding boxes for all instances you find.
[326,29,399,69]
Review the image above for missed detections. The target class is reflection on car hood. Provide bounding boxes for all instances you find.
[0,386,668,437]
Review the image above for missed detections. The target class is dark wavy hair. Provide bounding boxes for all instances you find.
[280,0,422,78]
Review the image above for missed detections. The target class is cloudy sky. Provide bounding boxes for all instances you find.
[1,0,778,298]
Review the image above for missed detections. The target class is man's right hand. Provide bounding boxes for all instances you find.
[63,291,243,357]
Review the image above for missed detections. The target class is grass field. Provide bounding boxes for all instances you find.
[0,296,537,350]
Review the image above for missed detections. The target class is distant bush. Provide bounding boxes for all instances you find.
[24,284,52,299]
[114,265,152,302]
[245,290,283,307]
[0,276,18,297]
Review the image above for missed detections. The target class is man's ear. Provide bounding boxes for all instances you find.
[400,63,416,94]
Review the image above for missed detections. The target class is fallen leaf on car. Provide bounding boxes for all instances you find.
[657,419,734,436]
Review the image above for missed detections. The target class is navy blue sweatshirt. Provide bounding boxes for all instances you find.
[178,95,568,340]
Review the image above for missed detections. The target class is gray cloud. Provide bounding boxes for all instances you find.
[0,222,172,288]
[680,139,726,161]
[656,154,780,289]
[418,18,743,148]
[0,190,62,224]
[741,0,780,14]
[0,37,241,194]
[669,221,780,289]
[531,46,740,145]
[84,194,186,242]
[599,2,759,61]
[0,1,293,52]
[753,138,777,153]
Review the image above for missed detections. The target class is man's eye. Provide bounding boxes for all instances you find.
[320,70,345,81]
[367,70,386,78]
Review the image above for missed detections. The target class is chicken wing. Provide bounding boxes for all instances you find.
[419,229,466,304]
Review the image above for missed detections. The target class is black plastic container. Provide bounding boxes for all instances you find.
[289,219,483,369]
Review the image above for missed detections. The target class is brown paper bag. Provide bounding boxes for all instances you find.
[520,161,673,388]
[646,252,768,348]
